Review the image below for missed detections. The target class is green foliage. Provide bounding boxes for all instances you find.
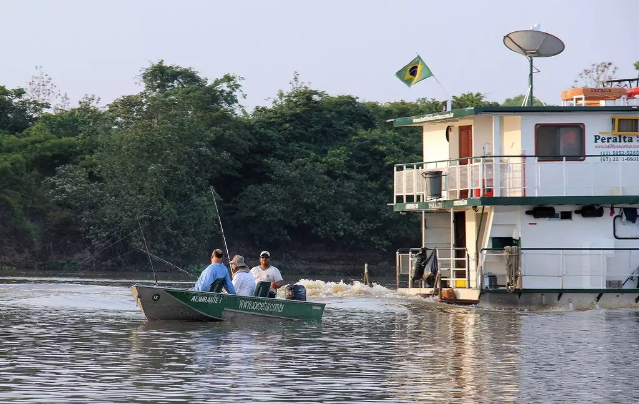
[251,85,377,162]
[49,62,252,262]
[452,92,499,109]
[635,61,639,73]
[140,60,207,93]
[365,98,444,128]
[2,62,498,269]
[0,94,109,262]
[502,94,545,107]
[0,86,47,134]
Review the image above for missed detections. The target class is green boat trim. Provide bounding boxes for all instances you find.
[131,284,326,322]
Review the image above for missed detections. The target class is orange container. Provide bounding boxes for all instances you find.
[441,289,456,299]
[562,87,627,105]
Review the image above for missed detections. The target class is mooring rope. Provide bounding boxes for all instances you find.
[504,246,521,293]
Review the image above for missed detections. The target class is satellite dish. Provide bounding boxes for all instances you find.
[503,29,565,106]
[504,30,565,58]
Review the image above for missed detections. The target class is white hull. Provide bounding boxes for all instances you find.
[398,287,639,310]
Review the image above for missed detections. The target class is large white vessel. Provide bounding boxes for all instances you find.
[392,102,639,309]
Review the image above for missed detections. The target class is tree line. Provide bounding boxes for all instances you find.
[0,60,636,270]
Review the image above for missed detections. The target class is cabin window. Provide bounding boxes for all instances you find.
[613,208,639,239]
[614,118,639,133]
[535,124,585,161]
[548,211,573,221]
[491,237,517,249]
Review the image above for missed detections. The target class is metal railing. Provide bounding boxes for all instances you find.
[437,248,470,289]
[394,154,639,203]
[480,248,639,290]
[396,247,470,290]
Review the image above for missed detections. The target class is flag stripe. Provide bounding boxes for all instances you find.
[395,55,433,88]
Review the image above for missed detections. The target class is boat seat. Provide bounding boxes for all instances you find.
[209,278,226,293]
[253,281,271,297]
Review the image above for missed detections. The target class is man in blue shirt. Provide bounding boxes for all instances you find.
[193,249,236,294]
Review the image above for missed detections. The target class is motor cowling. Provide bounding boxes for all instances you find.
[285,284,307,301]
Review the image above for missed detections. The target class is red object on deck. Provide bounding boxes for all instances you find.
[474,180,494,197]
[627,88,639,99]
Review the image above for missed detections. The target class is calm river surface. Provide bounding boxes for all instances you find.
[1,272,639,403]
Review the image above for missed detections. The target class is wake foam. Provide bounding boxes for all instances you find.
[293,279,424,302]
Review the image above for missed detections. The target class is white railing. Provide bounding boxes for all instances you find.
[396,247,470,290]
[480,248,639,290]
[394,154,639,203]
[436,248,470,289]
[562,97,639,107]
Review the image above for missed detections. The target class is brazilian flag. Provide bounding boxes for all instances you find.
[395,55,433,87]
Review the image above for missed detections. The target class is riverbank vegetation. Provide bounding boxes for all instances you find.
[2,61,635,272]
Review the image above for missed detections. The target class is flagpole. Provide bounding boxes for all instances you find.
[415,52,452,111]
[432,75,452,111]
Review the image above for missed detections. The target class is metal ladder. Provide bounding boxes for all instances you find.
[436,247,470,289]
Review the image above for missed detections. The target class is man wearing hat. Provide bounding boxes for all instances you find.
[230,255,256,297]
[250,251,283,298]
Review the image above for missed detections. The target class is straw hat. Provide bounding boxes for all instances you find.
[230,255,248,268]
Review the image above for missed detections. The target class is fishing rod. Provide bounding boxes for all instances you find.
[622,265,639,287]
[69,186,212,274]
[135,248,197,279]
[138,217,158,285]
[210,187,231,266]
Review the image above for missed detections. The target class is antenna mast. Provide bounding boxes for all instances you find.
[504,26,565,106]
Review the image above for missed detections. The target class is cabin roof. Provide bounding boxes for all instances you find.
[393,105,639,127]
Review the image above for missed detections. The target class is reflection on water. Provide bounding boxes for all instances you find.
[1,275,639,403]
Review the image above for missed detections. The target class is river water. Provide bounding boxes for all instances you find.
[1,272,639,403]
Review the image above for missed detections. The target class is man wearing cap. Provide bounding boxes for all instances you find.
[193,249,236,294]
[250,251,283,297]
[230,255,256,297]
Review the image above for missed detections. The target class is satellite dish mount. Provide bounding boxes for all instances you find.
[503,27,565,106]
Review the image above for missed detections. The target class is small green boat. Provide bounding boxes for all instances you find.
[131,284,326,322]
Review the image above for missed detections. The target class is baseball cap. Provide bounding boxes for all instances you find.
[260,251,270,258]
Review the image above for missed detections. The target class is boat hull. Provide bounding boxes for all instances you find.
[131,284,325,321]
[397,287,639,310]
[479,289,639,310]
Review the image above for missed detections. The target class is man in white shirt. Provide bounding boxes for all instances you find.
[230,255,256,297]
[250,251,283,297]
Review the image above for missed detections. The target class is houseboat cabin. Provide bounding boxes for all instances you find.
[392,104,639,309]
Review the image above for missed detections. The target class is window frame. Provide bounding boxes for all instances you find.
[534,123,586,162]
[613,214,639,240]
[614,117,639,134]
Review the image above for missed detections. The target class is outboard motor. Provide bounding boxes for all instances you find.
[285,284,307,301]
[285,284,295,300]
[292,284,306,301]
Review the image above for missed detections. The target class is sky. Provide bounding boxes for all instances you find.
[1,0,637,112]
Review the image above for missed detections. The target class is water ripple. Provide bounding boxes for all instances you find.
[0,280,638,402]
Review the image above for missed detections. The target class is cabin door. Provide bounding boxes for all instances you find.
[458,125,472,198]
[453,211,466,270]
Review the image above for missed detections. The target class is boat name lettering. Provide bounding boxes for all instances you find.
[589,88,613,93]
[428,202,443,209]
[190,295,222,304]
[405,203,418,210]
[413,112,453,123]
[594,134,635,144]
[453,200,468,206]
[312,306,322,310]
[238,299,284,313]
